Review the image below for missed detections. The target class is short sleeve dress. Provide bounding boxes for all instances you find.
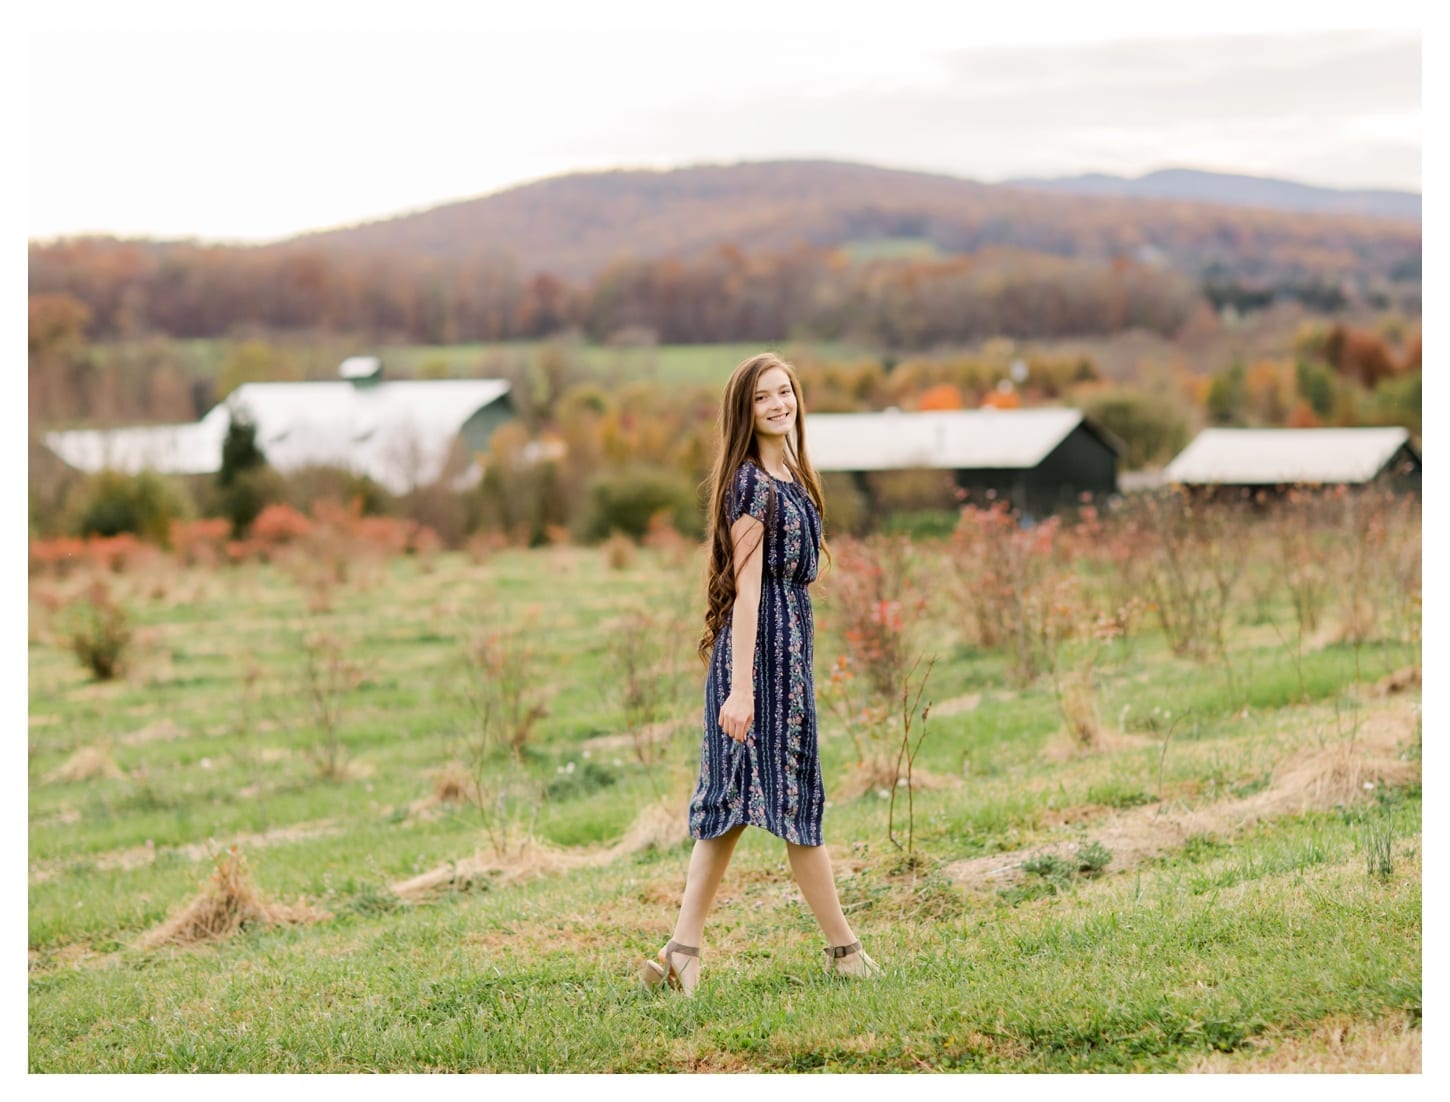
[688,461,825,846]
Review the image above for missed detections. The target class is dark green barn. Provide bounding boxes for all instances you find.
[807,408,1124,518]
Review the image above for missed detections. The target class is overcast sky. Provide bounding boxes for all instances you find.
[24,7,1424,243]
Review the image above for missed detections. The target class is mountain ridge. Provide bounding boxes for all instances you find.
[1003,167,1419,221]
[285,159,1419,283]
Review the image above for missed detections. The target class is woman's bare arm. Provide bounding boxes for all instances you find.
[718,513,765,742]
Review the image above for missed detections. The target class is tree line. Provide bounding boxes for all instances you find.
[29,234,1412,352]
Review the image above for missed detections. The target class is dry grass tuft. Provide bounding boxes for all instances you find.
[1040,726,1158,763]
[607,799,690,858]
[1056,670,1104,750]
[834,759,962,802]
[43,745,126,784]
[430,761,481,805]
[136,848,331,949]
[583,717,688,753]
[931,692,982,717]
[1254,707,1421,815]
[119,718,187,747]
[390,839,599,901]
[944,700,1421,892]
[1372,666,1420,696]
[603,532,636,571]
[1187,1011,1420,1073]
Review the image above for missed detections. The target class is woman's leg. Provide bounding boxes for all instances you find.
[787,841,877,975]
[664,824,747,978]
[785,841,855,945]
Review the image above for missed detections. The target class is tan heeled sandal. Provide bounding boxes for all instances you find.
[640,939,700,994]
[824,940,881,978]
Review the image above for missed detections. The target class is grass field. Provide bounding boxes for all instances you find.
[27,541,1421,1073]
[108,338,881,391]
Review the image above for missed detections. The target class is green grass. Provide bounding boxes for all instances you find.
[28,545,1421,1071]
[90,338,883,391]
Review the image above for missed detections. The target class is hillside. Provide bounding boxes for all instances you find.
[1004,168,1420,222]
[292,160,1421,282]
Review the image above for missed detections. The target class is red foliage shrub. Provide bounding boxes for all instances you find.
[30,534,150,575]
[169,517,231,566]
[85,533,145,573]
[29,537,87,576]
[250,504,314,548]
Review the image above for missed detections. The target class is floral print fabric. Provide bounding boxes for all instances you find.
[688,461,825,845]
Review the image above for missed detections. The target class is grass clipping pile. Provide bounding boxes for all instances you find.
[390,798,691,901]
[136,847,331,949]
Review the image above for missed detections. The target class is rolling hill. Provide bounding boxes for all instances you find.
[291,159,1421,282]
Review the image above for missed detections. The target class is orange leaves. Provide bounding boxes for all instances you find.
[915,383,964,411]
[250,504,313,547]
[980,388,1021,410]
[1286,401,1322,428]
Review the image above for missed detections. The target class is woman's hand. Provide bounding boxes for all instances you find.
[718,688,754,744]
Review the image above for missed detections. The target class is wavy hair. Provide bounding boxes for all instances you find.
[697,352,828,663]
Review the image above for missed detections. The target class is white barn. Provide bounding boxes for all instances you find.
[1164,427,1420,489]
[44,360,514,496]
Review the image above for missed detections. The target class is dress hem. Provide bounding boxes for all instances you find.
[689,817,824,847]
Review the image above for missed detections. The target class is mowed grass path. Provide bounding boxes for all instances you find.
[28,546,1421,1072]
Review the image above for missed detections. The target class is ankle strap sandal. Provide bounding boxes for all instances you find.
[640,939,701,994]
[824,940,882,977]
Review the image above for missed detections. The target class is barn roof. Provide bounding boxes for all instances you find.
[44,378,512,495]
[42,421,225,478]
[1164,427,1416,485]
[804,408,1119,472]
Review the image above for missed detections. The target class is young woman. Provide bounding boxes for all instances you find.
[641,352,880,994]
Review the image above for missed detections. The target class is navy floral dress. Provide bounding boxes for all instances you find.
[688,461,825,845]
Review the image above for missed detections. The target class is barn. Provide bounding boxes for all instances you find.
[1163,427,1420,494]
[43,358,515,495]
[805,407,1123,517]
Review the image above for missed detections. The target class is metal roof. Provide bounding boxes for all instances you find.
[1164,427,1415,485]
[45,378,512,495]
[804,408,1106,471]
[42,421,226,478]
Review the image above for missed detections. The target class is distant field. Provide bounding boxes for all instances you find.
[28,528,1421,1072]
[839,236,946,262]
[100,338,882,390]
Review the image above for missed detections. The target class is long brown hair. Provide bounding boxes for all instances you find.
[697,352,828,662]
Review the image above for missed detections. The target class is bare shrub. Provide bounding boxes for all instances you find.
[1117,489,1246,662]
[443,610,550,856]
[887,655,937,858]
[603,531,636,571]
[293,626,367,779]
[818,535,941,829]
[460,611,550,761]
[948,504,1073,685]
[63,578,133,680]
[1331,487,1420,654]
[605,579,694,773]
[643,510,695,569]
[465,530,508,564]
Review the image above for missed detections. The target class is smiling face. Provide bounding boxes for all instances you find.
[752,366,798,441]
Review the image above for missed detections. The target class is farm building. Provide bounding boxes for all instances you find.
[43,358,515,495]
[806,407,1123,516]
[1164,427,1420,493]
